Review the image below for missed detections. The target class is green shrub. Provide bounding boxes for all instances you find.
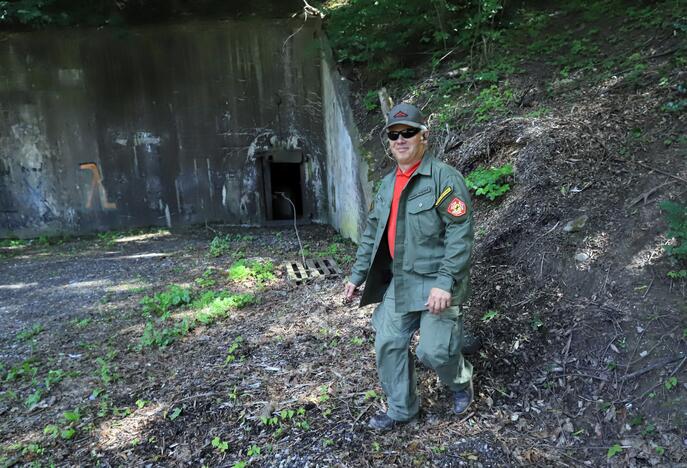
[465,164,513,200]
[324,0,503,73]
[660,200,687,261]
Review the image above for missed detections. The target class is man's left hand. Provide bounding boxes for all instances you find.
[425,287,451,315]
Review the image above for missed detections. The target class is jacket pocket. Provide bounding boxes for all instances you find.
[407,193,442,239]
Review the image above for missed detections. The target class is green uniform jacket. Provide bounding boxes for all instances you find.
[350,155,474,313]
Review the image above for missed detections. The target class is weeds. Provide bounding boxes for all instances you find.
[16,324,44,342]
[660,200,687,277]
[228,259,275,284]
[465,164,513,200]
[473,85,514,122]
[209,235,231,257]
[140,285,191,318]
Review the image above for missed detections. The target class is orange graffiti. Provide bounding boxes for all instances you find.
[79,162,117,210]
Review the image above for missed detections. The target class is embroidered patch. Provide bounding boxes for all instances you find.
[434,186,453,207]
[394,111,408,118]
[447,197,467,217]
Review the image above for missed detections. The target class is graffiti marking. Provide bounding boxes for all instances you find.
[79,162,117,210]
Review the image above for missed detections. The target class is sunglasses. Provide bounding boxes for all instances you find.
[387,128,421,141]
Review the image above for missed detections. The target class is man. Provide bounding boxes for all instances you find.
[344,102,474,431]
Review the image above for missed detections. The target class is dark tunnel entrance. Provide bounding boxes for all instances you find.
[261,152,304,221]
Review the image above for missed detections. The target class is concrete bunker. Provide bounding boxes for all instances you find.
[0,16,371,242]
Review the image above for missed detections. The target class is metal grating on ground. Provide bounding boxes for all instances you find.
[285,257,342,283]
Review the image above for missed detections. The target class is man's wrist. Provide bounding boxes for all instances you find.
[433,275,454,294]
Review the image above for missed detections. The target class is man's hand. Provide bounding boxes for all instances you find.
[343,281,358,303]
[425,287,451,314]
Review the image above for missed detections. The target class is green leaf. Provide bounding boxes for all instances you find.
[168,407,182,421]
[481,310,499,322]
[607,444,622,458]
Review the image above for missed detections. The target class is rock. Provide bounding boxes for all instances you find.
[575,252,589,262]
[563,215,589,232]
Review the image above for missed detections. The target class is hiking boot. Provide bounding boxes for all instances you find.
[452,381,474,415]
[368,411,415,431]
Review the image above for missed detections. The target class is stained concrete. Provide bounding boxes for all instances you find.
[0,19,328,237]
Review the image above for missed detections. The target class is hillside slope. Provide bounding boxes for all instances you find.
[345,0,686,464]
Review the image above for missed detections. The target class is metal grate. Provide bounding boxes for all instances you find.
[285,257,342,283]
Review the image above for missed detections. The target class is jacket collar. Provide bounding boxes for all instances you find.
[416,153,433,176]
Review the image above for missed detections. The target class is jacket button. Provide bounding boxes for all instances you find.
[418,202,423,207]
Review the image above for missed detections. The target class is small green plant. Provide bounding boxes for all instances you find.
[322,438,335,447]
[224,336,244,364]
[24,389,42,408]
[209,235,232,257]
[71,317,92,329]
[141,285,191,318]
[660,200,687,262]
[350,337,364,346]
[247,444,261,456]
[5,359,39,382]
[607,444,623,458]
[194,269,217,288]
[168,406,182,421]
[95,357,116,386]
[473,85,514,122]
[317,385,330,403]
[212,436,229,453]
[371,441,381,452]
[664,376,678,390]
[531,317,543,330]
[16,323,44,342]
[228,259,275,284]
[363,90,379,111]
[232,462,247,468]
[466,164,514,201]
[655,446,665,456]
[135,399,147,409]
[364,390,378,400]
[481,310,499,322]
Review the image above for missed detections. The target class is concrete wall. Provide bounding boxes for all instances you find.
[0,19,327,237]
[321,42,372,243]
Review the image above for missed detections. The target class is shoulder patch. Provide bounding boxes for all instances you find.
[434,186,453,207]
[447,197,467,217]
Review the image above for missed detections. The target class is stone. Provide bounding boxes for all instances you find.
[563,215,589,232]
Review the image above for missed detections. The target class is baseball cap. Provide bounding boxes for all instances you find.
[384,102,426,130]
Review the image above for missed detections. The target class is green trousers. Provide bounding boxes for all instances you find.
[371,281,473,421]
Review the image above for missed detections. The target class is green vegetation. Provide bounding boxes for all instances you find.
[140,285,191,318]
[16,323,44,342]
[227,259,275,283]
[140,287,254,349]
[660,200,687,278]
[209,235,232,257]
[473,84,514,122]
[465,164,513,200]
[324,0,503,75]
[212,436,229,453]
[607,443,623,458]
[481,310,499,322]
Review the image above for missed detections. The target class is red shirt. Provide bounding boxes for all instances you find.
[388,159,422,258]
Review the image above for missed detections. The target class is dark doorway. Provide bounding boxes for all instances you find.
[260,151,305,222]
[270,162,303,220]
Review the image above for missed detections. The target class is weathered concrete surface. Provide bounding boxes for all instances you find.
[321,41,372,243]
[0,19,327,237]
